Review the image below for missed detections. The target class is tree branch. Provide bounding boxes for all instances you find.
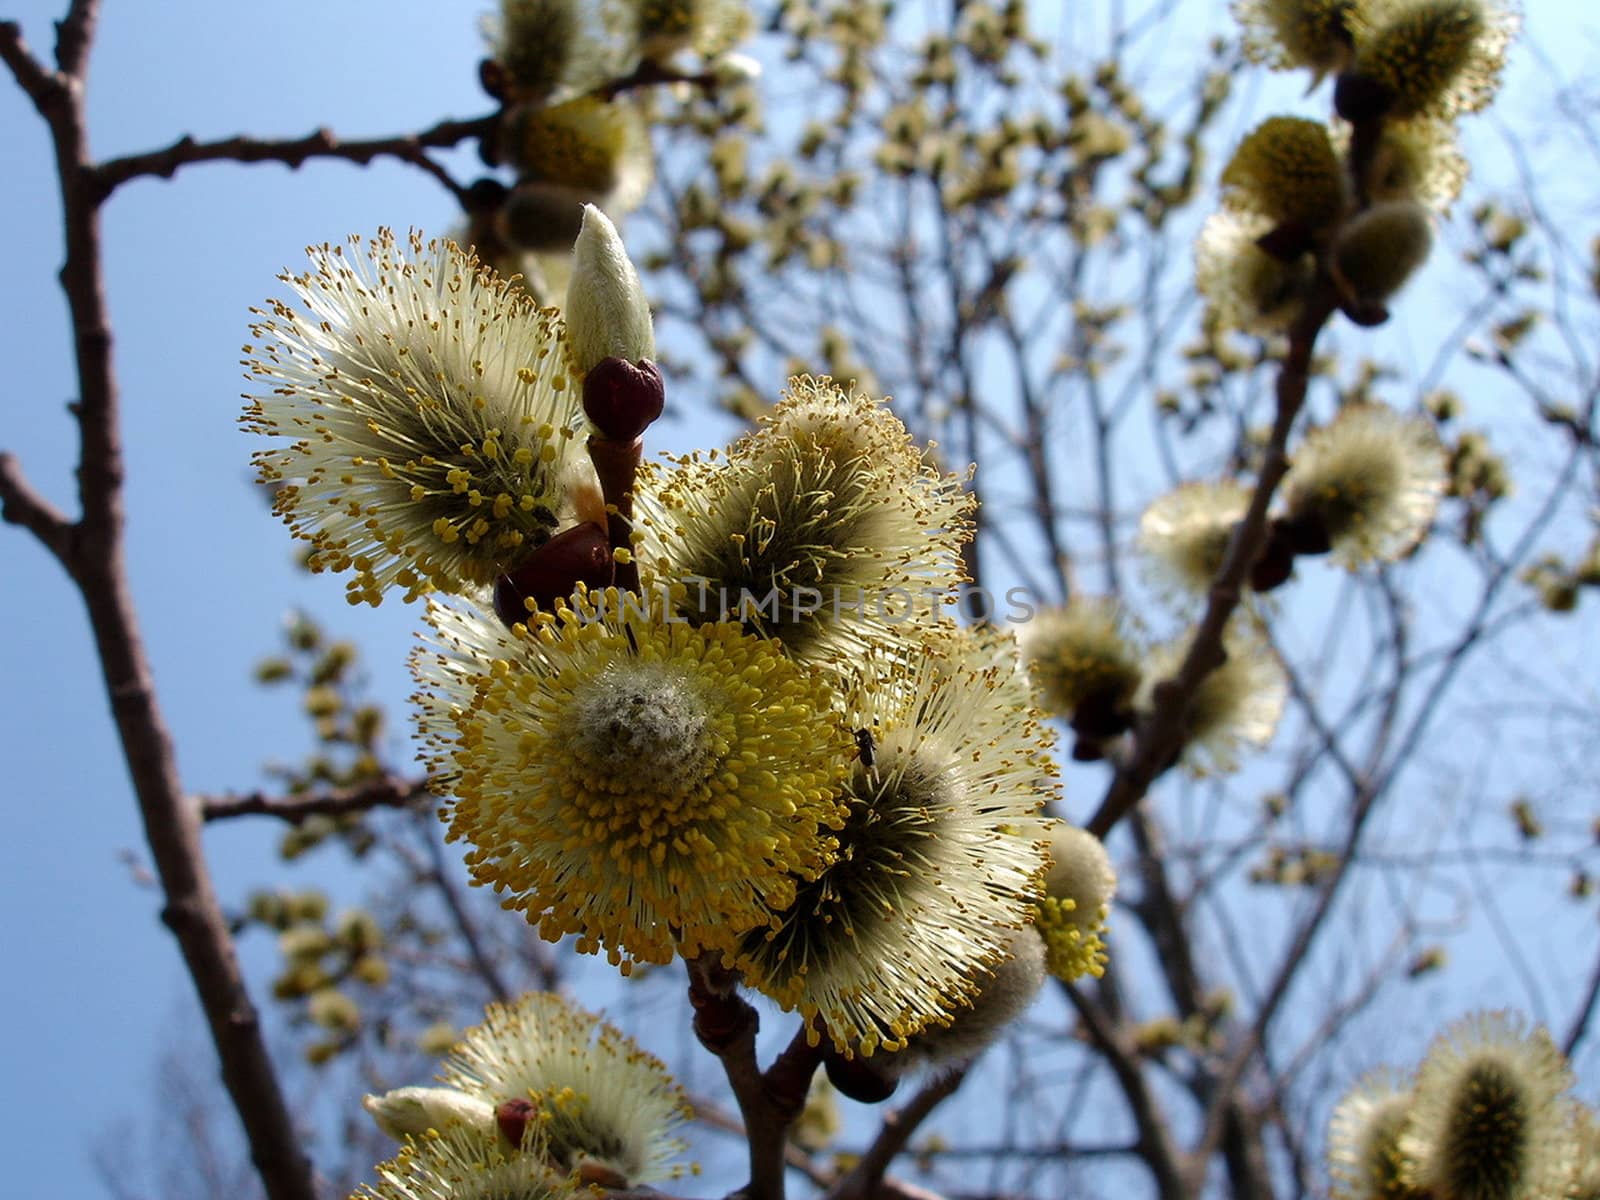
[686,959,821,1200]
[53,0,96,78]
[7,5,318,1195]
[89,113,497,201]
[827,1066,968,1200]
[1061,979,1186,1200]
[0,451,75,564]
[0,20,61,111]
[198,773,434,824]
[1563,944,1600,1058]
[1086,283,1338,838]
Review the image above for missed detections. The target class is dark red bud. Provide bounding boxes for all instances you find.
[1070,685,1136,741]
[583,357,665,442]
[496,1097,537,1150]
[1278,510,1334,558]
[493,522,614,628]
[463,177,509,216]
[1255,221,1316,262]
[1333,72,1394,124]
[1071,736,1108,763]
[823,1048,900,1104]
[1338,298,1391,328]
[478,58,509,102]
[1249,520,1299,591]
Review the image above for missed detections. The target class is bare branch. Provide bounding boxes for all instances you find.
[687,1093,834,1189]
[1564,946,1600,1059]
[0,451,75,564]
[1086,283,1339,838]
[686,959,820,1200]
[0,20,62,111]
[827,1067,968,1200]
[53,0,96,78]
[1061,979,1186,1200]
[9,6,318,1193]
[198,774,434,824]
[89,114,497,201]
[413,811,514,1005]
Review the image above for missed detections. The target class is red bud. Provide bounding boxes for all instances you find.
[496,1097,537,1150]
[583,357,665,442]
[493,523,614,628]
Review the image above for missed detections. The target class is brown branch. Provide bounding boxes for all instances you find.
[53,0,94,76]
[0,20,60,111]
[1061,979,1186,1200]
[1086,282,1339,839]
[89,112,497,201]
[827,1066,968,1200]
[198,773,434,824]
[593,58,718,101]
[687,1092,834,1189]
[0,451,75,563]
[414,811,514,1005]
[686,959,821,1200]
[5,6,318,1197]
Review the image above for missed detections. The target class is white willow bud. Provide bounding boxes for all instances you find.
[1331,201,1433,310]
[565,204,656,378]
[710,52,762,86]
[361,1086,497,1141]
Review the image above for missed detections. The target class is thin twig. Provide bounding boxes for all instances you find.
[3,6,318,1197]
[198,774,434,824]
[0,21,59,110]
[1061,979,1186,1200]
[1563,946,1600,1058]
[827,1066,968,1200]
[0,451,75,564]
[90,114,497,201]
[1086,282,1339,838]
[686,959,820,1200]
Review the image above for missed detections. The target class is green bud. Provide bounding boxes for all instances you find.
[336,909,383,953]
[351,955,391,987]
[254,657,293,685]
[565,205,655,379]
[307,987,361,1033]
[246,890,288,927]
[278,924,332,961]
[289,890,329,923]
[416,1022,460,1056]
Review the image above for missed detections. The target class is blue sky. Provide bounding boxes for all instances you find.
[2,1,1597,1197]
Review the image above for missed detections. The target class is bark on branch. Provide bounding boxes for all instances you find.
[1086,284,1339,839]
[3,5,318,1197]
[0,451,75,564]
[90,114,496,201]
[687,959,823,1200]
[198,773,435,824]
[827,1066,968,1200]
